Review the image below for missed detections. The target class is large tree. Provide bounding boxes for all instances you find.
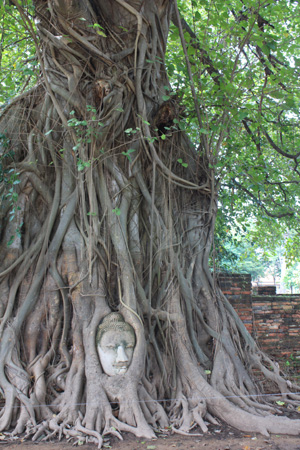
[1,0,300,446]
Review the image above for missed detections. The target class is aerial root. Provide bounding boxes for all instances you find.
[217,384,273,416]
[138,385,169,429]
[25,415,103,448]
[169,394,209,435]
[205,412,219,425]
[75,415,103,449]
[27,419,63,442]
[208,395,300,437]
[171,426,203,436]
[103,422,123,440]
[192,403,208,433]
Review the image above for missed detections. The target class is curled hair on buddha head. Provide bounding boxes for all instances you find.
[96,312,136,344]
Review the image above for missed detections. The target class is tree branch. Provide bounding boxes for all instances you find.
[231,179,294,218]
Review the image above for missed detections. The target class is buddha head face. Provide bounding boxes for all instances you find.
[96,313,136,376]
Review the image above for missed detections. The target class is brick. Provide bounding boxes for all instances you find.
[219,273,300,360]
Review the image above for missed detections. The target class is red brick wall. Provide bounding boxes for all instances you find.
[252,295,300,368]
[217,274,253,334]
[218,274,300,374]
[257,286,276,295]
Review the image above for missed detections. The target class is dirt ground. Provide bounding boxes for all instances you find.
[1,424,300,450]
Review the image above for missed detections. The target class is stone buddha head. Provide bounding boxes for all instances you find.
[96,312,136,376]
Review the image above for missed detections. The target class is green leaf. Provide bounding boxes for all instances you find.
[294,57,300,67]
[122,148,136,160]
[146,136,157,144]
[187,46,196,56]
[97,30,107,37]
[7,235,15,246]
[268,90,285,99]
[112,208,121,216]
[162,95,170,101]
[237,110,248,120]
[178,122,186,131]
[177,158,188,168]
[285,97,296,108]
[261,44,270,56]
[266,40,277,51]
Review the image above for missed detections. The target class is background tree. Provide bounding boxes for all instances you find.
[1,0,300,446]
[213,217,286,285]
[0,0,37,104]
[213,221,270,280]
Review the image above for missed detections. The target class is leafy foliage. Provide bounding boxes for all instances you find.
[213,217,271,280]
[1,0,300,266]
[166,0,300,262]
[0,0,37,106]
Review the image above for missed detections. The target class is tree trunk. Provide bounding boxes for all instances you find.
[0,0,300,446]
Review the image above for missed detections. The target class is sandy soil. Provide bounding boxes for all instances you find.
[1,426,300,450]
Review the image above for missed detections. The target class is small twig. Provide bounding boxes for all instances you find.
[118,277,143,326]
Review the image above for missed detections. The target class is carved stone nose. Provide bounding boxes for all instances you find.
[116,345,129,363]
